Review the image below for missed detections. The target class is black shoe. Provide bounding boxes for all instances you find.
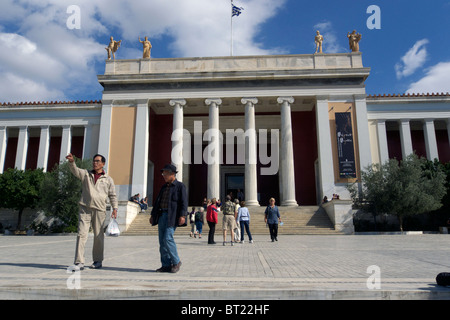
[90,261,102,269]
[156,266,172,272]
[171,261,182,273]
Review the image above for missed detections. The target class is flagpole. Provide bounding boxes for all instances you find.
[231,0,233,56]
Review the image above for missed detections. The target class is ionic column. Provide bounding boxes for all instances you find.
[242,97,259,206]
[59,125,72,163]
[205,98,222,200]
[170,99,187,182]
[277,97,297,206]
[399,119,413,159]
[15,126,29,170]
[37,126,50,172]
[376,120,389,164]
[423,119,439,161]
[0,127,7,173]
[132,100,150,197]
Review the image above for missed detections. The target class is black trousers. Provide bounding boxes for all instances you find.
[268,223,278,240]
[207,221,216,244]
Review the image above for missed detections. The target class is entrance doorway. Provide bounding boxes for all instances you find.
[225,173,244,202]
[220,165,244,202]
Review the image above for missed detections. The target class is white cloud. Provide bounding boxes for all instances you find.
[313,21,345,54]
[0,0,286,103]
[395,39,429,79]
[406,61,450,94]
[0,73,65,103]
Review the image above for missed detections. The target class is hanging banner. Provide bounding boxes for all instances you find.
[335,112,357,178]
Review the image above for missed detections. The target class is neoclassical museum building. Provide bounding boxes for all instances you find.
[1,52,449,232]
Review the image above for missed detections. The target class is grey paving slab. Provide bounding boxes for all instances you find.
[1,233,450,300]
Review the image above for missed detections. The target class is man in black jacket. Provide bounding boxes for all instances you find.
[150,164,187,273]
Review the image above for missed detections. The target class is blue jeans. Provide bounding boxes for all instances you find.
[195,221,203,234]
[240,220,252,241]
[158,211,180,267]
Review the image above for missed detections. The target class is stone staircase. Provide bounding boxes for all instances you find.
[122,206,344,235]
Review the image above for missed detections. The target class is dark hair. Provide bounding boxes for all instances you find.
[93,154,106,163]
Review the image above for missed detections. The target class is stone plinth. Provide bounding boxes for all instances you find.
[322,200,355,235]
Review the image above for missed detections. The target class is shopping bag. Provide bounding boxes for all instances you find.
[105,218,120,237]
[234,226,240,242]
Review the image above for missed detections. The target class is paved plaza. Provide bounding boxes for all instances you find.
[1,233,450,301]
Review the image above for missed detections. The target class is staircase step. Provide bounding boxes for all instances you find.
[122,206,344,235]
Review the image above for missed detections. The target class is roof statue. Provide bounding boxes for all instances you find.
[139,36,152,59]
[105,36,122,60]
[347,30,362,52]
[314,31,324,54]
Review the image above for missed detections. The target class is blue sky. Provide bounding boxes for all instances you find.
[0,0,449,103]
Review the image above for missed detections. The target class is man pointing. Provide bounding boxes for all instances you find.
[66,153,118,270]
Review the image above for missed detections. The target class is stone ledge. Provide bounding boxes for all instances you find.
[103,53,365,76]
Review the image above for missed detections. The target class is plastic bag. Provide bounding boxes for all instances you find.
[234,226,240,242]
[105,218,120,237]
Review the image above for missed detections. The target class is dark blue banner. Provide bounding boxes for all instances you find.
[335,112,357,179]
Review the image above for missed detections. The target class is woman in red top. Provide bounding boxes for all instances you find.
[206,198,218,244]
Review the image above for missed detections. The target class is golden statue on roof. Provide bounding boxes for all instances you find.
[347,30,361,52]
[139,36,152,59]
[105,36,122,60]
[314,31,324,54]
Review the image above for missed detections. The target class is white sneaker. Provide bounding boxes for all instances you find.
[250,240,254,243]
[241,240,245,244]
[70,263,84,272]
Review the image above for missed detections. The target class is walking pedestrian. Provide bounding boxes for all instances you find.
[195,207,205,239]
[150,164,187,273]
[264,198,282,242]
[66,153,118,271]
[206,198,218,244]
[237,201,253,243]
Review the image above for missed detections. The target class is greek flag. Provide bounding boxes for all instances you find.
[232,3,244,17]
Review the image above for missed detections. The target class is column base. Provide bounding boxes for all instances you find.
[281,200,298,207]
[245,200,260,207]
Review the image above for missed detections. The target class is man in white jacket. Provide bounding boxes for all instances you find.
[66,153,118,270]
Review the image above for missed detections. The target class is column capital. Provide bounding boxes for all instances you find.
[277,96,294,105]
[205,98,222,106]
[316,95,329,102]
[353,94,367,102]
[398,119,411,125]
[169,99,187,108]
[241,97,258,105]
[136,99,150,107]
[101,99,114,107]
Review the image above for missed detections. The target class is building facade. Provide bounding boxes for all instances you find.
[1,53,449,220]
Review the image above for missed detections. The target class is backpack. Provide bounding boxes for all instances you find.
[436,273,450,286]
[222,201,235,215]
[195,211,202,222]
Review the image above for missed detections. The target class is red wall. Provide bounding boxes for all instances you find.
[148,111,173,204]
[291,110,318,205]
